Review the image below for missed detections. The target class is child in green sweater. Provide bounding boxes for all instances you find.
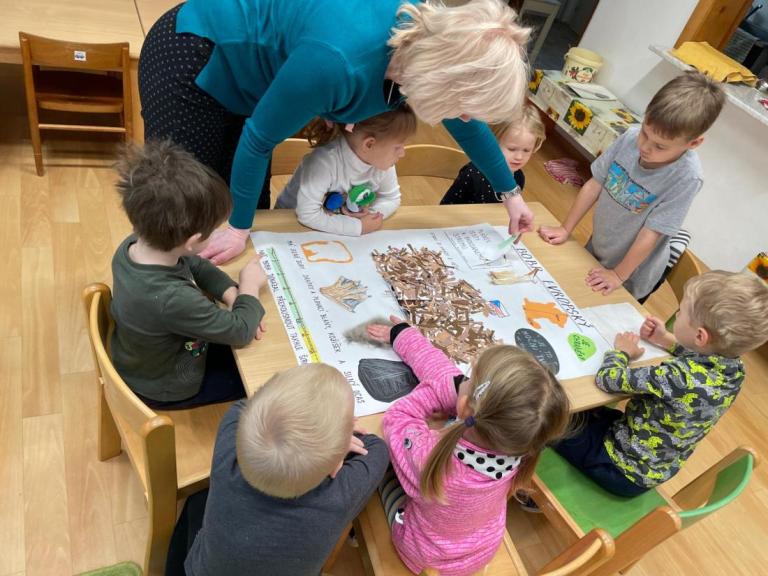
[110,140,267,408]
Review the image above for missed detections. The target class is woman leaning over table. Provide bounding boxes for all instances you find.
[139,0,534,264]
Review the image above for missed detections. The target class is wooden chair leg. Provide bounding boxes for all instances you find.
[98,385,122,460]
[322,523,352,574]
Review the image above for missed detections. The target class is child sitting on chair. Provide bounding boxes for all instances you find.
[440,103,545,205]
[554,271,768,497]
[111,140,266,409]
[538,71,725,302]
[176,363,389,576]
[366,316,570,575]
[275,105,417,236]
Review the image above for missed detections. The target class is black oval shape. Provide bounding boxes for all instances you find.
[514,328,561,374]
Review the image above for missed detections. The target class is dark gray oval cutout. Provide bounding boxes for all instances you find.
[514,328,560,374]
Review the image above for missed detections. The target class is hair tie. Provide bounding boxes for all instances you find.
[464,416,476,427]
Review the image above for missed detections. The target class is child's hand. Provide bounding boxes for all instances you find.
[359,211,383,234]
[586,267,623,295]
[239,254,267,296]
[614,331,645,359]
[255,320,266,341]
[538,225,570,245]
[640,316,674,349]
[348,434,368,456]
[366,315,406,344]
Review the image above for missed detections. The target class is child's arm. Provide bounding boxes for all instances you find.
[586,227,662,294]
[371,167,401,219]
[381,368,458,500]
[186,256,238,302]
[161,286,265,347]
[393,326,464,396]
[595,349,684,398]
[332,433,391,518]
[292,153,369,236]
[538,177,602,244]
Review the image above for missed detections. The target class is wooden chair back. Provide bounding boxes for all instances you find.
[272,137,313,176]
[397,144,469,179]
[665,249,704,304]
[83,283,178,576]
[19,32,133,176]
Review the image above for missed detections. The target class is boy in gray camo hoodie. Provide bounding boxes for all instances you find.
[554,271,768,496]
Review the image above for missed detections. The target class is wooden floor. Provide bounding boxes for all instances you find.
[1,62,767,576]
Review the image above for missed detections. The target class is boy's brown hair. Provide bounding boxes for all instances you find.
[115,140,232,251]
[685,270,768,357]
[644,71,725,140]
[305,104,418,149]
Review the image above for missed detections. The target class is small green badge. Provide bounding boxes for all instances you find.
[568,333,596,361]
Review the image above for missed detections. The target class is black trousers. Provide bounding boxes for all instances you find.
[138,3,271,210]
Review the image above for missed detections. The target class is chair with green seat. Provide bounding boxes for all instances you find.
[532,446,757,576]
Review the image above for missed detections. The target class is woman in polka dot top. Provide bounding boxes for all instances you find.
[367,317,570,575]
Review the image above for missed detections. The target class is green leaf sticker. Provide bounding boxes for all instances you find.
[568,333,596,361]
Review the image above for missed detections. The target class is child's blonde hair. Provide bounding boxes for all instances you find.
[421,345,570,502]
[236,363,354,498]
[389,0,531,125]
[684,270,768,357]
[644,71,725,140]
[490,104,546,152]
[305,105,418,149]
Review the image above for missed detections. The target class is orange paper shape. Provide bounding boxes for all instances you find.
[522,299,568,329]
[300,240,353,263]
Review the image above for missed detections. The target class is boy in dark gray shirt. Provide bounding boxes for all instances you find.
[539,72,725,301]
[110,141,267,408]
[176,363,389,576]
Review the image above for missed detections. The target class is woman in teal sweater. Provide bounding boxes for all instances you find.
[139,0,534,264]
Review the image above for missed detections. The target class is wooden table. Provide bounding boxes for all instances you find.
[226,203,645,432]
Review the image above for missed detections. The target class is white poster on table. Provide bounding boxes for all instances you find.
[251,224,612,417]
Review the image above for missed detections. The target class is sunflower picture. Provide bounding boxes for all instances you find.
[529,69,544,93]
[612,107,640,124]
[565,100,592,135]
[746,252,768,282]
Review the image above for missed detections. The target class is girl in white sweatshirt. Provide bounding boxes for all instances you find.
[276,106,417,236]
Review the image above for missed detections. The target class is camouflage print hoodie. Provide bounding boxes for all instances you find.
[596,344,744,487]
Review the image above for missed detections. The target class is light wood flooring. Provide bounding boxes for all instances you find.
[1,62,767,576]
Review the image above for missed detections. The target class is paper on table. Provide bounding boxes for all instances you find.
[582,303,669,362]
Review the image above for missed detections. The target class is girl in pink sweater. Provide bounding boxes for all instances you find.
[368,317,570,575]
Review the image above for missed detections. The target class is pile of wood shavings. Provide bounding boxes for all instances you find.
[372,245,498,363]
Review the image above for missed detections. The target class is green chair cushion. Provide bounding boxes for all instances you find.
[536,448,667,538]
[77,561,142,576]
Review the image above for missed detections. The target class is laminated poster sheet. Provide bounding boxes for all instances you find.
[251,224,613,417]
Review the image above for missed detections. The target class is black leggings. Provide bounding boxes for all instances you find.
[138,4,271,210]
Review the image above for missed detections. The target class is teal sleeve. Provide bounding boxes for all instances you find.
[228,43,354,229]
[442,118,519,193]
[186,256,237,300]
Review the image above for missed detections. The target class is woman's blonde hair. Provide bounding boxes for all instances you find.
[305,105,418,148]
[236,363,354,498]
[389,0,531,125]
[420,345,570,502]
[490,103,546,152]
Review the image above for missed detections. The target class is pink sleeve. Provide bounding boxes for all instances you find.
[393,327,463,403]
[382,328,463,499]
[382,382,441,499]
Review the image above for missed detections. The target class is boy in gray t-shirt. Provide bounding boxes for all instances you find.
[539,72,725,301]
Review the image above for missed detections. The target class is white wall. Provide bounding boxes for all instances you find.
[574,0,768,271]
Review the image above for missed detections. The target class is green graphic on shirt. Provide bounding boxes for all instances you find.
[567,333,596,361]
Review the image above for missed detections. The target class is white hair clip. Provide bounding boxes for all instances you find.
[473,380,491,402]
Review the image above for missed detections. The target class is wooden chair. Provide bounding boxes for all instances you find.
[531,446,758,576]
[83,283,230,576]
[664,249,705,330]
[19,32,133,176]
[354,494,613,576]
[397,144,469,179]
